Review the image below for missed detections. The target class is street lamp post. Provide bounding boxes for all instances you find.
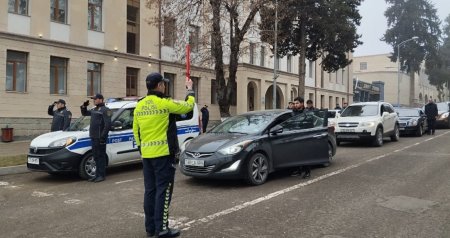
[272,0,278,109]
[397,36,418,106]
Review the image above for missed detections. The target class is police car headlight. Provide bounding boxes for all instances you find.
[440,112,449,119]
[218,140,252,155]
[49,137,77,148]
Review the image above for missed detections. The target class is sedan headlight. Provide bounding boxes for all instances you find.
[408,119,418,126]
[180,140,192,153]
[440,112,449,119]
[49,137,77,148]
[360,121,376,127]
[218,140,253,155]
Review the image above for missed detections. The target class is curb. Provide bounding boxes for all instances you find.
[0,165,29,176]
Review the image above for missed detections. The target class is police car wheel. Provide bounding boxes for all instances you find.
[78,153,96,180]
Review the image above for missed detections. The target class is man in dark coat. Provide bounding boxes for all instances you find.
[424,98,438,135]
[290,96,311,179]
[200,105,209,133]
[80,93,112,182]
[48,99,72,132]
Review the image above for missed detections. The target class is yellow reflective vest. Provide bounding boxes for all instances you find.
[133,92,195,158]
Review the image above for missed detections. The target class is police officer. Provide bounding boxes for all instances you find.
[48,99,72,132]
[133,72,195,238]
[424,98,438,135]
[80,93,112,183]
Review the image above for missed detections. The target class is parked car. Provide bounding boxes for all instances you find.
[27,100,200,179]
[435,102,450,129]
[179,109,337,185]
[327,109,341,128]
[334,101,400,147]
[396,108,428,136]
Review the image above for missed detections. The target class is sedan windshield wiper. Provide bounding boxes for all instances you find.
[228,131,248,135]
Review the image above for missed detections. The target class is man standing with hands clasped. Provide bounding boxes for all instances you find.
[133,72,195,238]
[80,93,112,183]
[424,98,438,135]
[48,99,72,132]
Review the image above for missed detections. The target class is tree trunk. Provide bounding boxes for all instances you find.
[409,70,415,106]
[297,19,307,98]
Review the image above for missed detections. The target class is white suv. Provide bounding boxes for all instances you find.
[334,102,399,146]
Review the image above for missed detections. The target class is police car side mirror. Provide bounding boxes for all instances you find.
[111,121,123,131]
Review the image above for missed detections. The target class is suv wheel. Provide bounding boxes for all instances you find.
[372,127,383,147]
[390,125,400,141]
[78,152,96,180]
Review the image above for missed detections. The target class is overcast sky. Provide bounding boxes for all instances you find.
[354,0,450,56]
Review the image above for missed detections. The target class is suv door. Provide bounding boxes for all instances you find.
[380,104,395,133]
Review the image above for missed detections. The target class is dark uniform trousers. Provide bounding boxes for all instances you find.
[427,118,436,134]
[92,138,107,178]
[142,155,176,234]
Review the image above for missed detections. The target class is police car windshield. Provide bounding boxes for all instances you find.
[66,109,119,131]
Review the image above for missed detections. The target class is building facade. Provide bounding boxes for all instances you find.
[0,0,353,138]
[353,54,442,107]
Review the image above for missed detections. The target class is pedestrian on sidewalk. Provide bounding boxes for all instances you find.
[424,98,438,135]
[80,93,111,183]
[48,99,72,132]
[133,72,195,238]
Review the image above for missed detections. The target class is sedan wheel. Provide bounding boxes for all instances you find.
[245,153,269,186]
[322,142,333,167]
[78,153,96,180]
[415,125,423,137]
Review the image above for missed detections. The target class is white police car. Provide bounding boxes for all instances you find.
[27,100,200,179]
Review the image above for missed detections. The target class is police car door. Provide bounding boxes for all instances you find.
[107,108,140,164]
[175,104,200,146]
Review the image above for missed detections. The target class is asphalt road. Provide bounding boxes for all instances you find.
[1,130,450,238]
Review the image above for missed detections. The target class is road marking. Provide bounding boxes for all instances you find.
[32,191,53,197]
[0,181,9,186]
[177,130,450,231]
[115,179,135,184]
[64,199,84,205]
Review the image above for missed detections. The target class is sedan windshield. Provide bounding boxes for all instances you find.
[340,105,378,117]
[397,109,419,117]
[210,113,275,134]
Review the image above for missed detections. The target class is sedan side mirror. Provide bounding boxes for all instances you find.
[269,125,283,135]
[111,120,123,131]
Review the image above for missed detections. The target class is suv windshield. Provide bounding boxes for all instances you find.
[340,105,378,117]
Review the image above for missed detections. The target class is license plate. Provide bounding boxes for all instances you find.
[27,157,40,165]
[185,159,204,167]
[338,134,359,139]
[341,128,355,133]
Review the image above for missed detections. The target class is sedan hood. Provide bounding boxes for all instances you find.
[337,115,379,123]
[30,131,85,147]
[186,133,252,153]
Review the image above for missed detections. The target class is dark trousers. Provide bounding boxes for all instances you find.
[427,118,436,134]
[91,138,107,178]
[142,156,176,234]
[202,120,208,133]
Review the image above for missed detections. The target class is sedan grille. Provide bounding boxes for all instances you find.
[29,147,63,155]
[185,151,214,158]
[399,122,407,127]
[182,165,215,174]
[338,122,359,128]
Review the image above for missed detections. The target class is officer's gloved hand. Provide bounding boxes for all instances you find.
[53,101,58,106]
[99,138,106,145]
[138,146,141,155]
[82,100,90,107]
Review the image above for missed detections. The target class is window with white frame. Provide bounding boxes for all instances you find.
[249,43,255,64]
[163,72,175,97]
[87,62,102,96]
[191,76,199,102]
[88,0,102,31]
[163,17,176,47]
[51,0,68,23]
[50,56,68,94]
[189,25,200,53]
[260,46,265,67]
[126,67,139,96]
[287,55,292,73]
[8,0,28,15]
[6,50,28,92]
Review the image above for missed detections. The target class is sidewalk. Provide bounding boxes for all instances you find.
[0,140,30,176]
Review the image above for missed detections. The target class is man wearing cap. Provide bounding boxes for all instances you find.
[133,72,195,238]
[200,105,209,133]
[80,93,112,183]
[48,99,72,132]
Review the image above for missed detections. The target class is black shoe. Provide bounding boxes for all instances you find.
[147,232,155,237]
[302,171,311,179]
[93,176,105,183]
[157,228,180,238]
[88,177,96,182]
[291,169,302,177]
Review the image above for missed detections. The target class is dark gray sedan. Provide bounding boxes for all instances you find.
[179,110,337,185]
[396,108,428,136]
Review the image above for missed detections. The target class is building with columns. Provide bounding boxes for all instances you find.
[0,0,353,138]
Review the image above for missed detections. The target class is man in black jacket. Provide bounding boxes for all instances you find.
[48,99,72,132]
[200,105,209,133]
[424,98,438,135]
[80,93,112,182]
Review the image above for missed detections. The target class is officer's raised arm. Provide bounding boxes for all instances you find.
[80,100,91,116]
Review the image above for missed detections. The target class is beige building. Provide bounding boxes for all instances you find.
[353,54,441,107]
[0,0,353,138]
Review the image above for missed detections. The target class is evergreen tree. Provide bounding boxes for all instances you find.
[383,0,441,105]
